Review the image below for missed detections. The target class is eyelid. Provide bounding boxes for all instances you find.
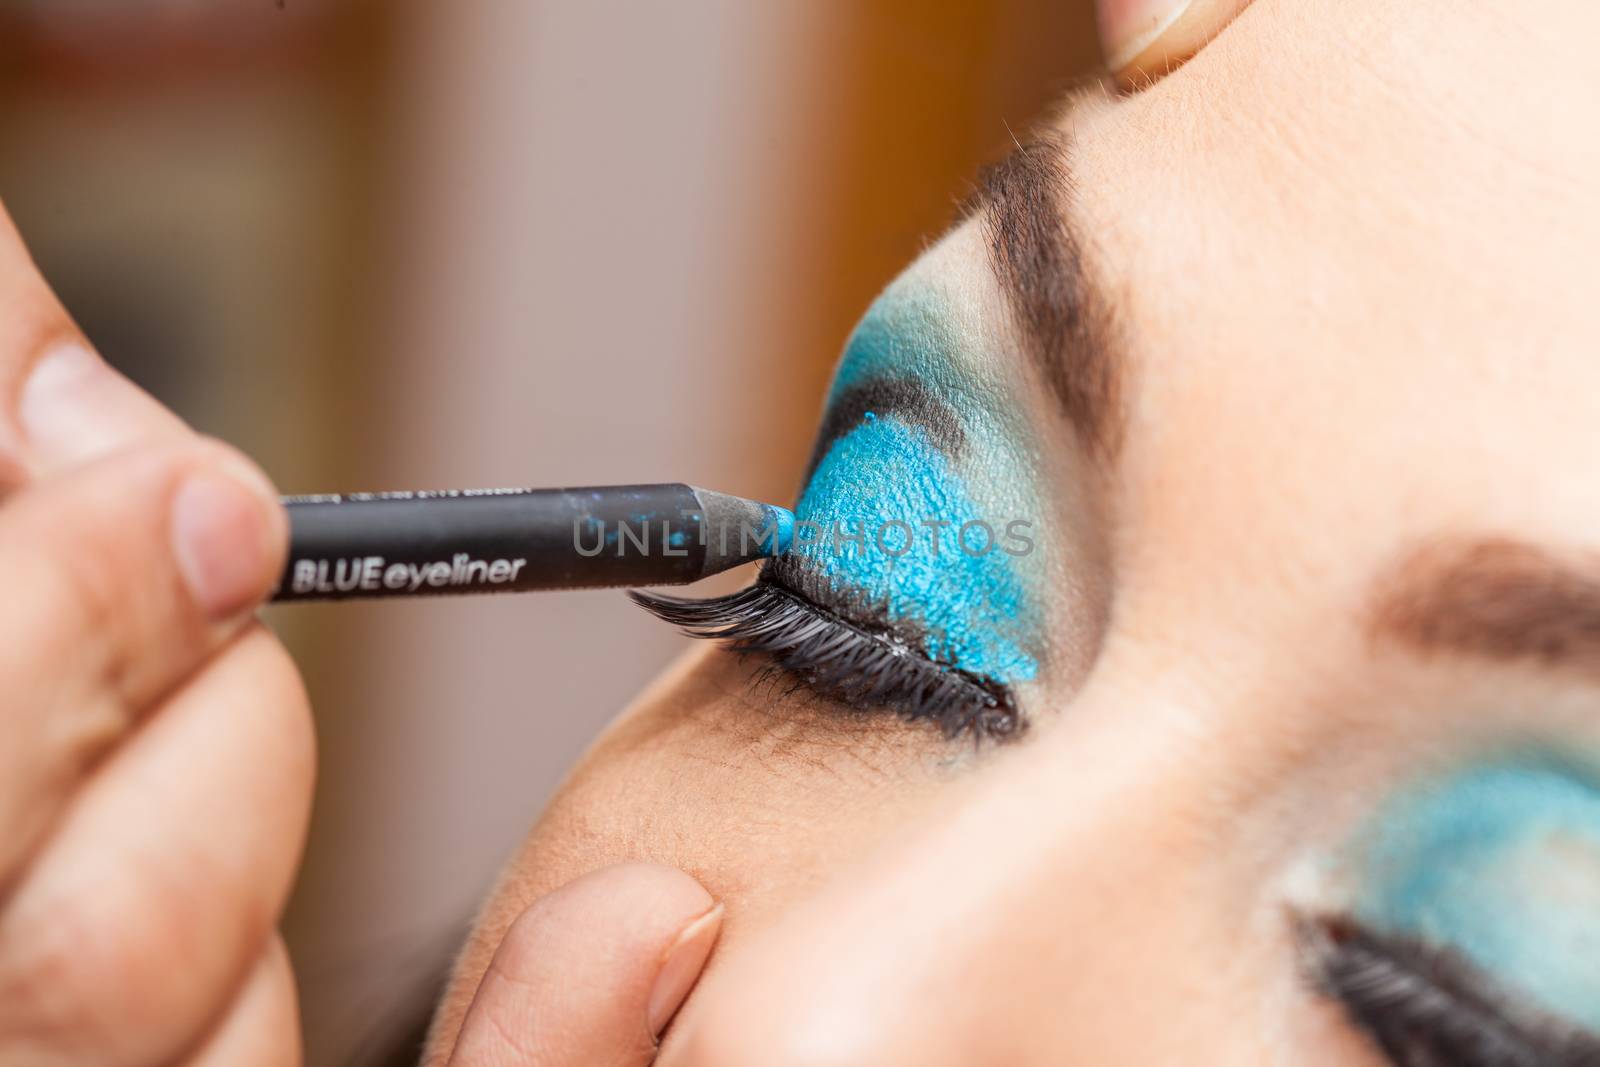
[629,577,1022,741]
[805,378,967,483]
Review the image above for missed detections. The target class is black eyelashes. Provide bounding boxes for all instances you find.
[628,580,1021,741]
[1297,914,1600,1067]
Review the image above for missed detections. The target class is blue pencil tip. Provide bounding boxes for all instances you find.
[768,506,795,555]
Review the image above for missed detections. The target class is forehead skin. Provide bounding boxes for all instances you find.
[1075,0,1600,648]
[426,1,1600,1063]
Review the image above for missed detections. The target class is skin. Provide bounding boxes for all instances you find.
[425,0,1600,1063]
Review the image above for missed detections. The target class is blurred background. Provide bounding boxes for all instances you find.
[0,1,1099,1062]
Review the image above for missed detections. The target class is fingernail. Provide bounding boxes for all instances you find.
[1098,0,1194,73]
[18,342,137,467]
[171,468,280,620]
[648,902,724,1037]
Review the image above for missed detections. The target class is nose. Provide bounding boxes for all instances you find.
[659,685,1288,1066]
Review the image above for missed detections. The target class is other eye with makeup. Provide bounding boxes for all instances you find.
[1301,758,1600,1067]
[1300,915,1600,1067]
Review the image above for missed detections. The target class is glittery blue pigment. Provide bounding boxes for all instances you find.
[1352,759,1600,1029]
[794,414,1036,683]
[765,505,795,555]
[790,275,1045,685]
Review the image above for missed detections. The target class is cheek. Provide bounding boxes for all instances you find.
[438,645,952,1034]
[517,652,947,911]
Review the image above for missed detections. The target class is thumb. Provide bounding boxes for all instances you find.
[1097,0,1255,87]
[445,863,724,1067]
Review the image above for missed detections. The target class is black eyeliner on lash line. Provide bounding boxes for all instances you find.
[630,569,1023,741]
[632,372,1018,738]
[1298,913,1600,1067]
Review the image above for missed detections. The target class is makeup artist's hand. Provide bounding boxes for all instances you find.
[0,202,311,1065]
[1096,0,1255,85]
[438,863,723,1066]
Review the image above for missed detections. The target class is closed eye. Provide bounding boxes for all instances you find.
[629,573,1022,742]
[1297,913,1600,1067]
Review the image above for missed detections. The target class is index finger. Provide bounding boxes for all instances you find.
[0,201,188,491]
[0,440,284,883]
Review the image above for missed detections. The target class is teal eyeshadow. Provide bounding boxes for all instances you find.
[790,282,1039,686]
[825,275,1002,423]
[1350,759,1600,1029]
[830,286,944,394]
[793,415,1036,684]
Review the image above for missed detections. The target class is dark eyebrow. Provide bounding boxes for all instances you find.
[1371,538,1600,671]
[977,131,1122,459]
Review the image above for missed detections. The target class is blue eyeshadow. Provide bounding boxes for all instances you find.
[825,271,1010,424]
[1349,758,1600,1029]
[786,280,1041,687]
[830,286,950,394]
[793,414,1037,684]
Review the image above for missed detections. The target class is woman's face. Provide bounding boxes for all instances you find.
[431,1,1600,1062]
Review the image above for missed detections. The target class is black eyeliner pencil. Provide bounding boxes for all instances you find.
[271,484,795,603]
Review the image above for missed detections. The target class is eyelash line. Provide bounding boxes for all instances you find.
[628,578,1022,742]
[1295,913,1600,1067]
